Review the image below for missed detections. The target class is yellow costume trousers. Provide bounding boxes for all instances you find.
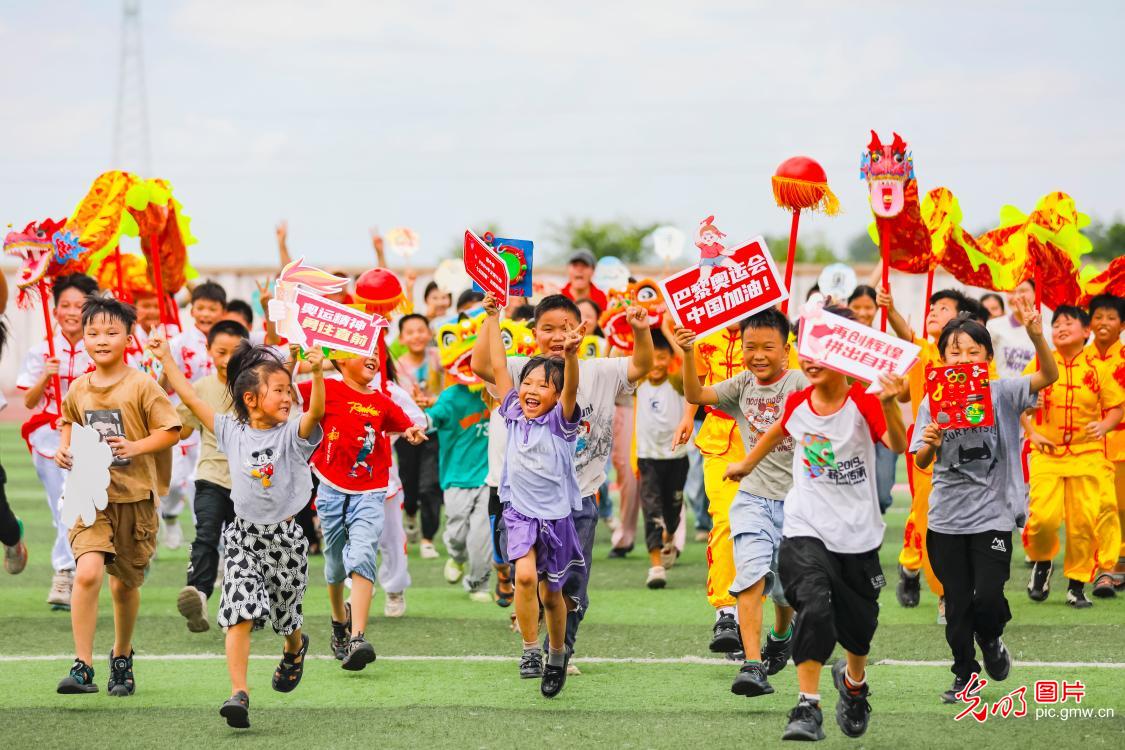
[1024,451,1119,582]
[897,457,943,596]
[698,415,744,610]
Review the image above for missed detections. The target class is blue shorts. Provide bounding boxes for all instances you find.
[728,491,788,607]
[315,483,386,585]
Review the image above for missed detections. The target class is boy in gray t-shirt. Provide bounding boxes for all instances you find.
[911,309,1056,704]
[677,308,806,698]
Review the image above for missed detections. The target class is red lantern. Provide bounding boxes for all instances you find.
[771,156,839,313]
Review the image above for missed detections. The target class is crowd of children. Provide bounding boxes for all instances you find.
[2,244,1124,741]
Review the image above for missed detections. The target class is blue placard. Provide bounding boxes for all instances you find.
[472,236,534,298]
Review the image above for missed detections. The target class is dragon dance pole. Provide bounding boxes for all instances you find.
[148,232,170,336]
[879,232,890,332]
[113,246,125,300]
[781,209,800,315]
[37,281,64,418]
[922,267,935,331]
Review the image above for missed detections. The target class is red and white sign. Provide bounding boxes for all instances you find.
[464,230,509,307]
[798,303,920,392]
[292,288,387,357]
[659,236,787,339]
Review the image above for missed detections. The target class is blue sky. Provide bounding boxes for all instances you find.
[2,1,1123,268]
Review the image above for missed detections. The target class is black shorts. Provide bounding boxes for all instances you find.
[778,536,885,664]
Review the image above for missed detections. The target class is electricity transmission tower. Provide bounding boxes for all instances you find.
[111,0,152,174]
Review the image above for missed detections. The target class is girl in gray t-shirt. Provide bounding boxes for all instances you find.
[911,307,1056,703]
[155,338,326,729]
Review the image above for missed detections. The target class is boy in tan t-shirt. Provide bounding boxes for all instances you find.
[54,295,181,696]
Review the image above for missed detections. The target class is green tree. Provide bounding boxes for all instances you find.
[763,234,838,265]
[1083,219,1125,264]
[548,218,665,264]
[846,230,879,263]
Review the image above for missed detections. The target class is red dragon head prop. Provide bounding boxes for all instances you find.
[3,218,88,302]
[598,279,665,353]
[860,131,915,218]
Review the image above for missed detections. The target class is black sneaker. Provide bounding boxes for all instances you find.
[782,699,825,741]
[331,619,350,660]
[219,691,250,728]
[1027,561,1052,601]
[731,661,774,697]
[341,634,376,671]
[608,547,632,559]
[519,649,543,679]
[709,612,741,653]
[107,650,135,696]
[761,630,794,675]
[1066,581,1093,609]
[57,658,98,694]
[831,659,871,738]
[942,674,978,704]
[977,635,1011,681]
[540,653,569,698]
[896,564,920,608]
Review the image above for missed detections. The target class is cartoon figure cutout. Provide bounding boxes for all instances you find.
[695,215,735,282]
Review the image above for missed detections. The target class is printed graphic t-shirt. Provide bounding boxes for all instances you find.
[299,378,413,494]
[911,376,1036,535]
[712,369,808,503]
[61,368,181,503]
[214,414,323,524]
[779,382,888,554]
[506,356,634,498]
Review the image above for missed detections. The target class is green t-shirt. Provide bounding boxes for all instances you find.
[426,384,490,490]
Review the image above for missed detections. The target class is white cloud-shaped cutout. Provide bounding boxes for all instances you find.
[60,424,113,529]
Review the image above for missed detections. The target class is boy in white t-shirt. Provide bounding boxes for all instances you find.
[633,329,689,590]
[725,307,907,742]
[986,280,1039,379]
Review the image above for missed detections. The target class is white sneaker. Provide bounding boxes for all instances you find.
[403,516,421,544]
[384,591,406,618]
[48,570,73,610]
[646,566,667,589]
[567,661,581,676]
[177,585,210,632]
[444,558,465,584]
[163,518,184,550]
[468,589,492,603]
[694,530,709,543]
[420,541,440,560]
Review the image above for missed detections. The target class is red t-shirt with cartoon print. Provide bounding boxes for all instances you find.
[299,378,414,494]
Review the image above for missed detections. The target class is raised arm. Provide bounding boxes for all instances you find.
[876,284,914,342]
[1015,298,1058,394]
[877,373,909,453]
[150,336,215,433]
[256,279,281,347]
[299,350,325,440]
[561,322,585,419]
[471,292,501,386]
[275,220,292,268]
[674,327,720,406]
[722,421,786,482]
[626,305,654,384]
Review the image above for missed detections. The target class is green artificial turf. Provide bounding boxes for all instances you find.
[1,423,1122,748]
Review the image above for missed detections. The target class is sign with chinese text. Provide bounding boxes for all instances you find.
[925,363,994,430]
[798,305,920,391]
[659,236,787,339]
[274,286,386,358]
[464,230,510,307]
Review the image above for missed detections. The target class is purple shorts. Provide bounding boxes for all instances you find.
[503,505,586,592]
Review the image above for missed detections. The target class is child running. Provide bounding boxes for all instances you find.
[55,295,181,695]
[633,329,690,589]
[154,337,324,729]
[679,308,807,698]
[912,304,1057,703]
[724,306,907,742]
[487,301,586,697]
[174,319,249,632]
[299,351,426,669]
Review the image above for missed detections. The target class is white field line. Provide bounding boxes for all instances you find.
[0,654,1122,668]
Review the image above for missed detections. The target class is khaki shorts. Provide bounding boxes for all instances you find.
[68,498,158,588]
